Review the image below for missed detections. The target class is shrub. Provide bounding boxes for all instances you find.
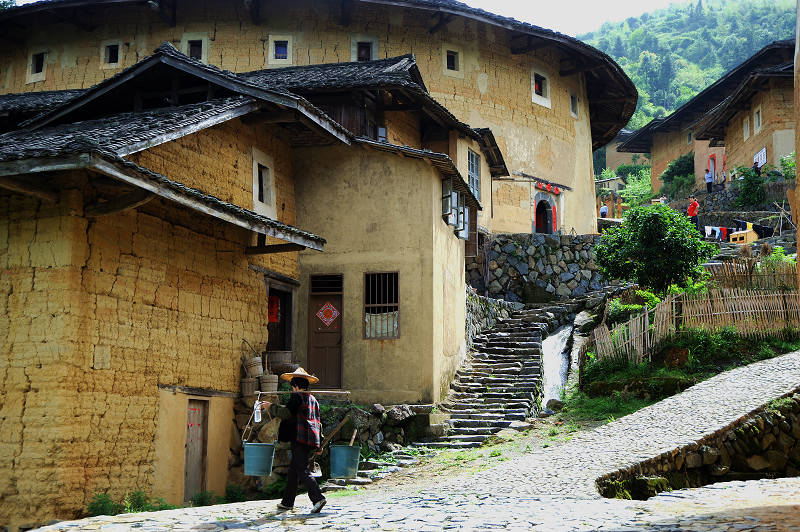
[619,167,654,207]
[734,165,766,208]
[123,491,150,513]
[660,173,695,199]
[635,289,662,308]
[87,493,121,517]
[191,491,220,507]
[225,484,247,503]
[660,152,694,184]
[607,298,643,327]
[595,204,716,294]
[780,151,796,179]
[615,163,651,179]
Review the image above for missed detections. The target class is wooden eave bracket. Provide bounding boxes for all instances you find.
[245,243,306,255]
[84,189,155,217]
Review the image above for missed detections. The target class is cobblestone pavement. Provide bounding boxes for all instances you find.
[39,352,800,531]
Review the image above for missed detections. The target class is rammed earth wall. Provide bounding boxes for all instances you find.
[466,234,605,302]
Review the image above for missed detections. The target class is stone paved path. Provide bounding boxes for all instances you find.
[39,352,800,531]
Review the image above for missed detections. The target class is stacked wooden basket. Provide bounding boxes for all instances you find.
[241,355,279,395]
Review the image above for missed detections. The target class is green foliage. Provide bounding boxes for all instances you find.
[593,146,607,176]
[580,0,796,127]
[780,152,796,179]
[87,493,122,517]
[760,245,797,268]
[619,167,654,207]
[635,289,662,308]
[562,390,655,422]
[259,478,287,499]
[660,173,695,200]
[599,167,617,180]
[595,204,716,294]
[87,491,176,517]
[224,484,247,503]
[660,153,694,184]
[734,166,766,208]
[607,298,643,327]
[0,1,15,9]
[191,491,221,507]
[615,164,651,179]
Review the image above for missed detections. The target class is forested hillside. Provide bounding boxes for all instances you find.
[580,0,795,130]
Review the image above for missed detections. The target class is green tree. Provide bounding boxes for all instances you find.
[619,167,655,207]
[595,204,715,294]
[0,1,15,8]
[734,165,766,208]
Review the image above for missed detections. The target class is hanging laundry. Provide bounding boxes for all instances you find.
[705,226,713,237]
[746,222,753,231]
[720,227,728,240]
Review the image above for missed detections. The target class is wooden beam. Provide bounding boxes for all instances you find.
[257,110,300,123]
[245,243,306,255]
[589,96,634,104]
[429,12,454,34]
[510,36,550,55]
[84,189,155,217]
[45,8,95,31]
[0,176,58,203]
[560,62,603,77]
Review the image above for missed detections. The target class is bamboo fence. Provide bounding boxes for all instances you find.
[705,260,797,290]
[591,290,800,362]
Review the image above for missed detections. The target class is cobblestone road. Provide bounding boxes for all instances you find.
[39,352,800,531]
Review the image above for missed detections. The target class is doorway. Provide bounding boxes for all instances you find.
[184,399,208,502]
[308,274,343,388]
[535,201,552,234]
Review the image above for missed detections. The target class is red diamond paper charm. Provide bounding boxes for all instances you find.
[316,302,339,327]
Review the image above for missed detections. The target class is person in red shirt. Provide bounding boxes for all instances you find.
[687,195,700,233]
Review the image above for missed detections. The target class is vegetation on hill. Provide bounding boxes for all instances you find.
[580,0,796,129]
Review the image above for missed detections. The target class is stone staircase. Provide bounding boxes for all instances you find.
[417,303,580,449]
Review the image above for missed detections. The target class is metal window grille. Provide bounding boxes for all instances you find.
[311,274,343,294]
[468,149,480,201]
[364,272,399,339]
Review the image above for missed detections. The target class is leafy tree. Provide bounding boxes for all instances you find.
[734,165,766,208]
[660,152,694,184]
[592,146,607,175]
[619,168,655,207]
[595,204,716,294]
[0,0,15,8]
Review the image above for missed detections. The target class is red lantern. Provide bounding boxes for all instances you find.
[546,184,552,192]
[554,187,560,194]
[537,182,544,189]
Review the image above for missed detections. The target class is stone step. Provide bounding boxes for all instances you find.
[444,434,489,442]
[442,402,531,411]
[412,441,482,449]
[449,412,506,421]
[479,346,542,356]
[451,419,512,428]
[449,426,501,435]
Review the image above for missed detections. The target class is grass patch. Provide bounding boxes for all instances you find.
[326,488,361,498]
[562,391,656,422]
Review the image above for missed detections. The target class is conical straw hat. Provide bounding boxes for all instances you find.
[279,366,320,384]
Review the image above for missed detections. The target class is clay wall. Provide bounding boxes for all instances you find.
[651,131,724,192]
[0,0,601,234]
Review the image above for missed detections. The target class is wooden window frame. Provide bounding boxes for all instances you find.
[687,130,693,145]
[569,92,579,119]
[363,272,399,340]
[743,116,750,140]
[252,148,277,219]
[753,105,763,134]
[27,50,47,84]
[468,149,480,201]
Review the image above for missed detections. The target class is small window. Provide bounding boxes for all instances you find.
[188,40,203,60]
[531,67,551,108]
[446,50,459,71]
[468,149,480,201]
[268,35,293,65]
[32,52,45,74]
[27,50,46,83]
[364,272,399,339]
[252,149,277,219]
[687,130,693,145]
[357,42,372,62]
[569,92,578,118]
[377,126,387,143]
[754,106,762,133]
[104,44,119,65]
[743,117,750,140]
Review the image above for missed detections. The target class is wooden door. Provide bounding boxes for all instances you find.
[308,292,342,389]
[184,400,208,502]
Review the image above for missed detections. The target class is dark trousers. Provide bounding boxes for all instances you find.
[282,442,323,507]
[690,215,699,232]
[706,182,713,193]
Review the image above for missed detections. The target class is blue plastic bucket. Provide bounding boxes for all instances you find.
[243,442,275,476]
[329,444,361,479]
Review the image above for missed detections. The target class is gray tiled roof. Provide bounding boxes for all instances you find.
[0,89,85,115]
[0,97,257,161]
[240,55,425,92]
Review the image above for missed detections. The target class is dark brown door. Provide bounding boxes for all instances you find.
[184,399,208,502]
[308,275,343,388]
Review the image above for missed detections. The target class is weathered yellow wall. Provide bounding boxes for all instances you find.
[152,390,233,505]
[0,166,273,528]
[605,141,649,170]
[0,0,602,234]
[651,131,724,192]
[722,82,795,170]
[292,144,465,404]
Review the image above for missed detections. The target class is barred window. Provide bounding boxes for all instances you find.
[468,149,480,201]
[364,272,399,339]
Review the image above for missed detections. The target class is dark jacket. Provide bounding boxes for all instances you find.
[270,392,322,449]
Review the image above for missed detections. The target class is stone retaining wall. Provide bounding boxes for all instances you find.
[597,390,800,499]
[466,234,605,302]
[465,288,524,346]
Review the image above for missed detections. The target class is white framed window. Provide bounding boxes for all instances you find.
[753,105,762,133]
[743,117,750,140]
[252,148,277,219]
[26,49,47,84]
[100,40,122,69]
[569,92,579,119]
[531,66,551,108]
[468,149,480,201]
[441,43,464,79]
[268,35,293,66]
[687,130,693,145]
[351,34,378,62]
[181,32,208,63]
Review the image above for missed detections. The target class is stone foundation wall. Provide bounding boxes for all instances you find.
[465,288,524,347]
[597,390,800,499]
[466,234,605,302]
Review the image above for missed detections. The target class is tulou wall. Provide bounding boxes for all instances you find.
[0,0,599,234]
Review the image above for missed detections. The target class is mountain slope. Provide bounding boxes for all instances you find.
[579,0,795,130]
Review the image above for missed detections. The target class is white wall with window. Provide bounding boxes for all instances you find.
[467,149,480,201]
[268,35,293,66]
[251,148,277,219]
[531,66,551,109]
[441,177,470,240]
[687,130,693,145]
[100,40,122,69]
[743,116,750,140]
[350,34,378,62]
[441,43,464,79]
[180,32,208,63]
[569,92,579,119]
[26,49,47,84]
[753,105,763,134]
